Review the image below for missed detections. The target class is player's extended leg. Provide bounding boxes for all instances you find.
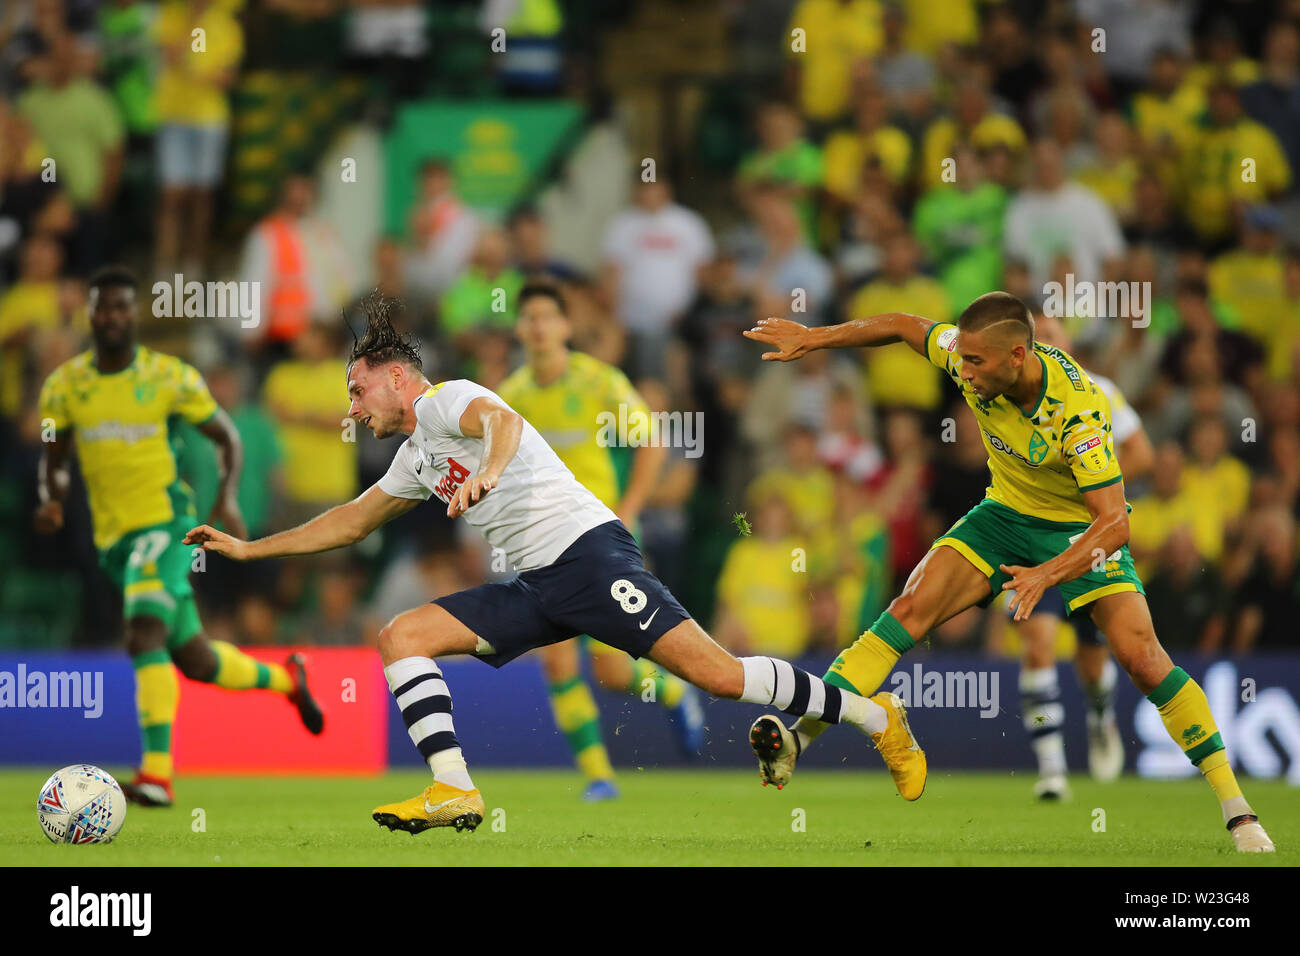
[589,639,704,758]
[170,631,324,735]
[1019,606,1070,800]
[371,603,485,834]
[538,639,619,800]
[642,618,927,792]
[1072,615,1122,782]
[1090,592,1274,852]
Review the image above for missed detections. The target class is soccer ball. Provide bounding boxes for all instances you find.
[37,765,127,845]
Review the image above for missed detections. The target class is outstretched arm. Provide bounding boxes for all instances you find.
[184,483,419,560]
[743,312,937,361]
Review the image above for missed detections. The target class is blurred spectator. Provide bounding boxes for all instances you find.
[874,3,934,127]
[1142,526,1229,652]
[439,227,524,342]
[600,176,713,380]
[742,346,864,473]
[1004,138,1124,291]
[405,158,481,299]
[0,234,70,420]
[239,172,355,349]
[261,324,357,530]
[783,0,882,127]
[822,84,911,205]
[912,142,1006,311]
[204,364,282,540]
[1074,110,1137,223]
[1208,208,1287,348]
[1075,0,1192,94]
[846,231,949,413]
[153,0,243,276]
[737,100,824,244]
[919,67,1026,189]
[1232,505,1300,651]
[16,31,124,276]
[1181,80,1290,244]
[1240,21,1300,196]
[714,483,811,657]
[737,188,833,325]
[508,205,582,282]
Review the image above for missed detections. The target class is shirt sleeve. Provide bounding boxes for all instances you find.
[38,367,70,431]
[923,321,960,375]
[376,442,431,500]
[413,379,495,438]
[1061,403,1124,492]
[171,360,219,425]
[605,364,656,443]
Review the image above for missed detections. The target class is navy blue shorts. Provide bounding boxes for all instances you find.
[1011,586,1103,646]
[434,520,691,668]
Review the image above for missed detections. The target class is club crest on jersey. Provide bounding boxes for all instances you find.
[434,457,472,501]
[936,327,958,352]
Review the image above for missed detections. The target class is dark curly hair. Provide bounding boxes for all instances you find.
[347,290,422,371]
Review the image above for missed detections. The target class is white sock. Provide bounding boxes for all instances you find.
[385,656,475,791]
[429,748,475,792]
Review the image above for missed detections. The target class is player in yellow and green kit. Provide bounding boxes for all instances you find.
[35,266,323,807]
[743,292,1275,853]
[497,282,704,800]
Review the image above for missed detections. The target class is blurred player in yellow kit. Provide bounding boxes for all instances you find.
[498,283,704,800]
[744,292,1274,853]
[35,267,323,806]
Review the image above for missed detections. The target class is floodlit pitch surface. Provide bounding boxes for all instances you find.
[2,770,1295,866]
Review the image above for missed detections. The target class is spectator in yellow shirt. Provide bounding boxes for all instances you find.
[1208,207,1287,346]
[153,0,244,275]
[822,85,912,204]
[784,0,883,126]
[920,78,1026,189]
[262,324,357,530]
[1181,81,1291,242]
[0,236,68,418]
[714,483,812,658]
[847,232,950,412]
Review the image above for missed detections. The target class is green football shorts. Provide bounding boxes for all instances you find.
[99,515,203,648]
[931,498,1144,615]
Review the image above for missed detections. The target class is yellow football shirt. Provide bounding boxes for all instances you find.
[263,358,357,504]
[925,323,1124,524]
[153,0,244,126]
[39,347,218,549]
[497,351,651,509]
[850,277,951,411]
[717,535,811,658]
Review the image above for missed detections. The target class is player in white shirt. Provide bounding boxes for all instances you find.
[185,294,908,834]
[1013,314,1155,800]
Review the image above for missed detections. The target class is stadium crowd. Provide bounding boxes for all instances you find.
[1,0,1298,662]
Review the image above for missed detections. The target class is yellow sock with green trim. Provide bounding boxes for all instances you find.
[627,659,685,708]
[825,611,915,696]
[133,649,179,781]
[548,676,615,781]
[211,641,293,694]
[1147,666,1254,823]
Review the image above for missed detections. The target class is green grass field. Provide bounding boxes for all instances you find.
[3,768,1296,866]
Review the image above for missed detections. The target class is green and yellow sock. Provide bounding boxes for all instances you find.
[133,649,179,781]
[1148,665,1250,820]
[824,611,915,696]
[210,640,293,694]
[548,676,615,782]
[627,659,685,708]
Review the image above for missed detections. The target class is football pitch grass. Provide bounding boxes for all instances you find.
[3,768,1296,866]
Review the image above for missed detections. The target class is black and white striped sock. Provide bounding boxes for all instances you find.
[739,656,882,730]
[386,657,475,791]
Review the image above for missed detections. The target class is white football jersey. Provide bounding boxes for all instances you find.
[1086,370,1142,444]
[377,379,618,571]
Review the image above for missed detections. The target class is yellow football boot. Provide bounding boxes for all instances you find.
[869,692,927,801]
[372,782,486,835]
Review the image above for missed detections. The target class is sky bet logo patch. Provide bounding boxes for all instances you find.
[1073,434,1102,456]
